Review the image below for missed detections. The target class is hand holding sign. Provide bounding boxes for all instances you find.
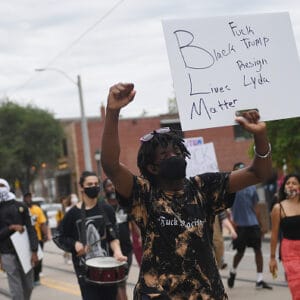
[235,109,266,135]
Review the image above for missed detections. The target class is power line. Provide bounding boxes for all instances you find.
[8,0,125,95]
[44,0,125,68]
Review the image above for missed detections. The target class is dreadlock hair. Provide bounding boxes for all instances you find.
[79,170,98,187]
[137,130,190,186]
[278,173,300,202]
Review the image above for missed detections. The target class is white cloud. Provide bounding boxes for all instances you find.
[1,0,300,119]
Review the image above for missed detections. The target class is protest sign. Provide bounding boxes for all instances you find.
[10,228,43,274]
[162,12,300,130]
[184,139,219,177]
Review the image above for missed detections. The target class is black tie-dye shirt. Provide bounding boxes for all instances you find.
[118,172,234,300]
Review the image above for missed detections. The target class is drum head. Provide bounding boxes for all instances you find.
[85,256,126,268]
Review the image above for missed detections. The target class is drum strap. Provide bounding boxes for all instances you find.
[80,201,87,246]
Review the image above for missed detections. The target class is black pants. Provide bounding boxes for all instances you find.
[75,262,117,300]
[80,282,117,300]
[34,241,44,282]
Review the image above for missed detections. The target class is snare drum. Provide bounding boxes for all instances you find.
[85,256,128,285]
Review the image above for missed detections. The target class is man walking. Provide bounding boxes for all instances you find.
[23,192,48,286]
[228,162,272,290]
[0,178,39,300]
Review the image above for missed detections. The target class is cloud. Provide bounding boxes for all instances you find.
[1,0,300,119]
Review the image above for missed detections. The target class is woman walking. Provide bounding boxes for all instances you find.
[269,174,300,300]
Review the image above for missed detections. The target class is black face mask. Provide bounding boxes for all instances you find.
[84,186,100,199]
[158,156,187,180]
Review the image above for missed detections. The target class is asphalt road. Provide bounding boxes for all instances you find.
[0,238,291,300]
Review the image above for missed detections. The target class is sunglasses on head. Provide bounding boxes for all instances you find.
[140,127,171,142]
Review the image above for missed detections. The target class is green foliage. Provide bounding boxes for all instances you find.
[266,117,300,173]
[0,101,64,191]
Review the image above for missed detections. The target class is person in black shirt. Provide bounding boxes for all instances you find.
[101,83,272,299]
[58,171,127,300]
[0,178,38,300]
[103,178,133,300]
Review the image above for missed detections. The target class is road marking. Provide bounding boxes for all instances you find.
[41,277,81,296]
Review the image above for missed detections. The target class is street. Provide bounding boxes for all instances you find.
[0,238,291,300]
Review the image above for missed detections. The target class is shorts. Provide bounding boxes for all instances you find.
[232,225,261,252]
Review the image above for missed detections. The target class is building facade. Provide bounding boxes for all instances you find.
[54,105,253,198]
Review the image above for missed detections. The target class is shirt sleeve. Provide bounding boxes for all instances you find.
[58,209,77,252]
[102,202,118,242]
[194,172,235,214]
[37,206,47,225]
[117,176,150,230]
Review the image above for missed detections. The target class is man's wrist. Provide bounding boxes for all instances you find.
[106,107,120,117]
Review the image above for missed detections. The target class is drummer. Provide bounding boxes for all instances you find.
[58,171,127,300]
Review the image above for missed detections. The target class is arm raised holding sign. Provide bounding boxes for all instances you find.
[101,82,272,300]
[229,109,272,193]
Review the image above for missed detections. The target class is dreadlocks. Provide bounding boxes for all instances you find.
[137,130,190,186]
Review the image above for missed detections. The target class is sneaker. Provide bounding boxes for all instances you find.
[34,280,41,287]
[227,272,236,288]
[256,280,272,290]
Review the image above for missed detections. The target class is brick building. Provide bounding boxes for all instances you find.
[55,105,252,197]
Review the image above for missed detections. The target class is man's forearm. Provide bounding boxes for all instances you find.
[251,131,272,182]
[101,108,121,177]
[110,239,122,255]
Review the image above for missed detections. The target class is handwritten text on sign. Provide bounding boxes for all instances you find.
[162,12,300,131]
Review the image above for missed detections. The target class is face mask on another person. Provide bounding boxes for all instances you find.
[84,186,100,199]
[158,156,187,180]
[285,188,300,199]
[0,179,11,203]
[106,191,116,200]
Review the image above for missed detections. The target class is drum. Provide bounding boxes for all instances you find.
[85,256,128,285]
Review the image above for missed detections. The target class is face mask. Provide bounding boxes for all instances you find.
[106,191,116,200]
[158,156,187,180]
[285,189,299,199]
[84,186,100,199]
[0,187,10,202]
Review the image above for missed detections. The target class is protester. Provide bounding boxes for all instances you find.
[227,162,272,290]
[56,195,72,264]
[56,195,72,226]
[103,178,133,300]
[213,210,237,269]
[269,174,300,300]
[58,171,127,300]
[23,192,49,286]
[101,82,272,299]
[70,193,79,206]
[0,178,39,300]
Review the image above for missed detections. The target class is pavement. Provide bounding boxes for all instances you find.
[0,233,291,300]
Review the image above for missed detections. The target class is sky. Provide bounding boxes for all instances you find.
[1,0,300,120]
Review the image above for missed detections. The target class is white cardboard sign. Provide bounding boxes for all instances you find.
[162,12,300,131]
[184,140,219,177]
[10,228,43,274]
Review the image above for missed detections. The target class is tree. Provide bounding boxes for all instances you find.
[0,101,64,192]
[266,117,300,173]
[168,97,178,114]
